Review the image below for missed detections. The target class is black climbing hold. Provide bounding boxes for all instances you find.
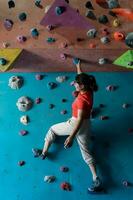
[108,10,117,17]
[85,1,93,9]
[86,10,96,20]
[98,15,108,24]
[18,13,27,21]
[65,0,69,3]
[8,0,15,8]
[125,32,133,48]
[128,61,133,66]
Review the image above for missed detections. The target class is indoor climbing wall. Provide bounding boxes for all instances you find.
[0,0,133,71]
[0,72,133,200]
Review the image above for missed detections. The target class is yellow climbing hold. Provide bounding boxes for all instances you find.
[0,48,22,72]
[112,18,120,27]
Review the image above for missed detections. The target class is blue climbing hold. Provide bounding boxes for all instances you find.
[55,6,65,15]
[31,28,39,37]
[0,58,7,66]
[107,0,119,9]
[46,37,56,43]
[18,12,27,21]
[73,58,80,65]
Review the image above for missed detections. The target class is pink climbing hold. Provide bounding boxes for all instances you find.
[46,25,54,31]
[106,85,115,91]
[19,130,28,136]
[17,35,27,43]
[35,98,41,104]
[60,166,69,172]
[60,53,67,60]
[99,116,109,120]
[60,110,67,115]
[60,182,71,191]
[35,74,43,80]
[18,161,25,166]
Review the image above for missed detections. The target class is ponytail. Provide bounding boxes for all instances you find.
[88,75,98,92]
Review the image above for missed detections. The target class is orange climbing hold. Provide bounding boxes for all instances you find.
[113,32,125,41]
[112,8,133,21]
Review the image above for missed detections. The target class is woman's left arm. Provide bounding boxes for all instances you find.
[64,109,84,148]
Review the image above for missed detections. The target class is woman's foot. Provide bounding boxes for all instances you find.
[88,177,102,193]
[40,151,48,160]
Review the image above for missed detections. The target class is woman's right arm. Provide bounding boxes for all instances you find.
[76,60,82,74]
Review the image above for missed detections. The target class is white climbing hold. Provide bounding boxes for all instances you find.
[44,176,56,183]
[8,76,23,89]
[45,5,51,13]
[20,115,29,125]
[56,76,67,83]
[16,96,33,112]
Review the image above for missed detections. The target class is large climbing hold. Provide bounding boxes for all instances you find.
[3,19,14,31]
[16,96,33,112]
[8,0,15,8]
[60,182,71,191]
[18,12,27,21]
[55,6,65,15]
[85,1,93,9]
[31,28,39,38]
[107,0,119,9]
[98,15,108,24]
[8,76,24,89]
[87,29,97,38]
[125,32,133,48]
[0,58,7,66]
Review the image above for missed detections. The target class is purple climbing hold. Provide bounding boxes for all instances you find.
[47,82,57,89]
[35,98,41,104]
[18,161,25,166]
[19,130,28,136]
[60,166,69,172]
[4,19,14,31]
[35,74,43,80]
[60,110,67,115]
[17,35,27,43]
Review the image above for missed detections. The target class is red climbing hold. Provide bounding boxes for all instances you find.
[89,43,96,48]
[113,32,125,41]
[60,182,71,191]
[18,161,25,166]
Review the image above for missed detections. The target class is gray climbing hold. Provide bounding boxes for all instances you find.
[3,19,14,31]
[125,32,133,48]
[127,61,133,66]
[31,28,39,37]
[18,13,27,21]
[47,82,57,89]
[56,76,67,83]
[98,15,108,24]
[100,36,110,44]
[8,76,23,89]
[44,176,56,183]
[107,0,119,9]
[55,6,65,15]
[8,0,15,8]
[98,58,108,65]
[85,10,96,20]
[0,58,7,66]
[87,29,97,38]
[16,96,33,112]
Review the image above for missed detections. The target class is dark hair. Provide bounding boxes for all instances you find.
[75,73,98,92]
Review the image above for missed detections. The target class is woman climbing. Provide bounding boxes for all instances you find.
[41,60,102,193]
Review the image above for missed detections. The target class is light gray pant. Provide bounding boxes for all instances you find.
[44,117,94,165]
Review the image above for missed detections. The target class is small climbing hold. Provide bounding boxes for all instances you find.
[8,76,24,89]
[56,75,67,83]
[35,98,41,104]
[17,35,27,43]
[62,98,67,103]
[16,96,33,112]
[35,0,42,7]
[8,0,15,8]
[3,42,9,48]
[55,6,65,15]
[60,182,71,191]
[47,82,57,89]
[32,148,42,157]
[44,176,56,183]
[73,58,80,65]
[113,32,125,41]
[123,181,130,187]
[128,128,133,133]
[98,58,108,65]
[106,85,116,91]
[112,18,120,27]
[0,58,7,66]
[85,10,96,20]
[49,104,55,109]
[99,104,105,108]
[19,130,28,136]
[3,19,14,31]
[45,5,51,13]
[31,28,39,38]
[60,110,67,115]
[46,25,54,31]
[85,1,93,9]
[87,29,97,38]
[60,166,69,172]
[18,161,25,166]
[72,90,79,97]
[98,15,108,24]
[101,28,109,36]
[107,0,119,9]
[99,116,109,120]
[100,36,110,44]
[89,43,96,48]
[18,12,27,21]
[70,81,75,86]
[108,10,117,17]
[125,32,133,48]
[103,141,110,148]
[60,53,67,61]
[35,74,43,80]
[122,103,129,109]
[20,115,29,125]
[46,37,56,43]
[127,61,133,66]
[59,42,68,48]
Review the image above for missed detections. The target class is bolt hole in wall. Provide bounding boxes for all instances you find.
[0,72,133,200]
